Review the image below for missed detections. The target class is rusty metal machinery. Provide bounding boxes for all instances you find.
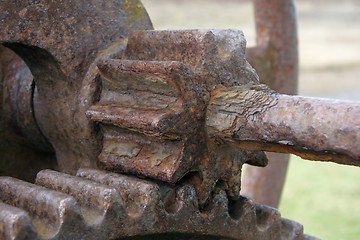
[0,0,359,239]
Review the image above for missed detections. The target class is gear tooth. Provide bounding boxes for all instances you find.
[90,59,189,137]
[86,103,182,138]
[97,125,186,183]
[76,168,161,208]
[97,59,184,97]
[76,168,163,233]
[0,202,36,240]
[255,203,281,232]
[280,218,305,240]
[0,176,79,239]
[171,184,199,215]
[86,104,186,184]
[244,150,269,167]
[35,170,124,232]
[87,59,197,185]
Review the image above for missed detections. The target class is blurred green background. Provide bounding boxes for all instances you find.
[280,157,360,240]
[141,0,360,239]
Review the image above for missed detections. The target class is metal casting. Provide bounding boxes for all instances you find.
[0,0,358,239]
[243,0,299,208]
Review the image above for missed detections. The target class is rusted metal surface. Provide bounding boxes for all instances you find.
[0,168,313,240]
[0,202,36,240]
[0,1,294,238]
[243,0,299,208]
[206,84,360,166]
[247,0,298,93]
[0,0,357,239]
[0,46,56,182]
[87,29,268,207]
[0,176,80,239]
[0,0,153,177]
[241,151,289,208]
[0,46,50,149]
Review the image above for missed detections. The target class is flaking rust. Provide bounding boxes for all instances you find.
[206,84,360,166]
[0,0,358,239]
[87,29,269,207]
[243,0,299,207]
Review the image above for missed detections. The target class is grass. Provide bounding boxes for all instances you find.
[141,0,360,238]
[280,156,360,240]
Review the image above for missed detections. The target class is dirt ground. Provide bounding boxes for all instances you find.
[142,0,360,100]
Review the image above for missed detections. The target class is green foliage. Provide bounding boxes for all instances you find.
[279,156,360,240]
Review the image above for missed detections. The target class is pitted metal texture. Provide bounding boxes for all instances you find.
[0,0,358,239]
[0,168,314,240]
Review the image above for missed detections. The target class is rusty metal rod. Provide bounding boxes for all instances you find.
[206,85,360,166]
[243,0,299,208]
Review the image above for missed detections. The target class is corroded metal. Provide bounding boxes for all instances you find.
[243,0,299,208]
[87,29,268,207]
[206,84,360,166]
[0,0,357,239]
[0,202,36,240]
[0,46,56,182]
[0,0,154,177]
[0,168,312,240]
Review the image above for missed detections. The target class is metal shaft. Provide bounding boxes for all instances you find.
[243,0,298,208]
[206,85,360,166]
